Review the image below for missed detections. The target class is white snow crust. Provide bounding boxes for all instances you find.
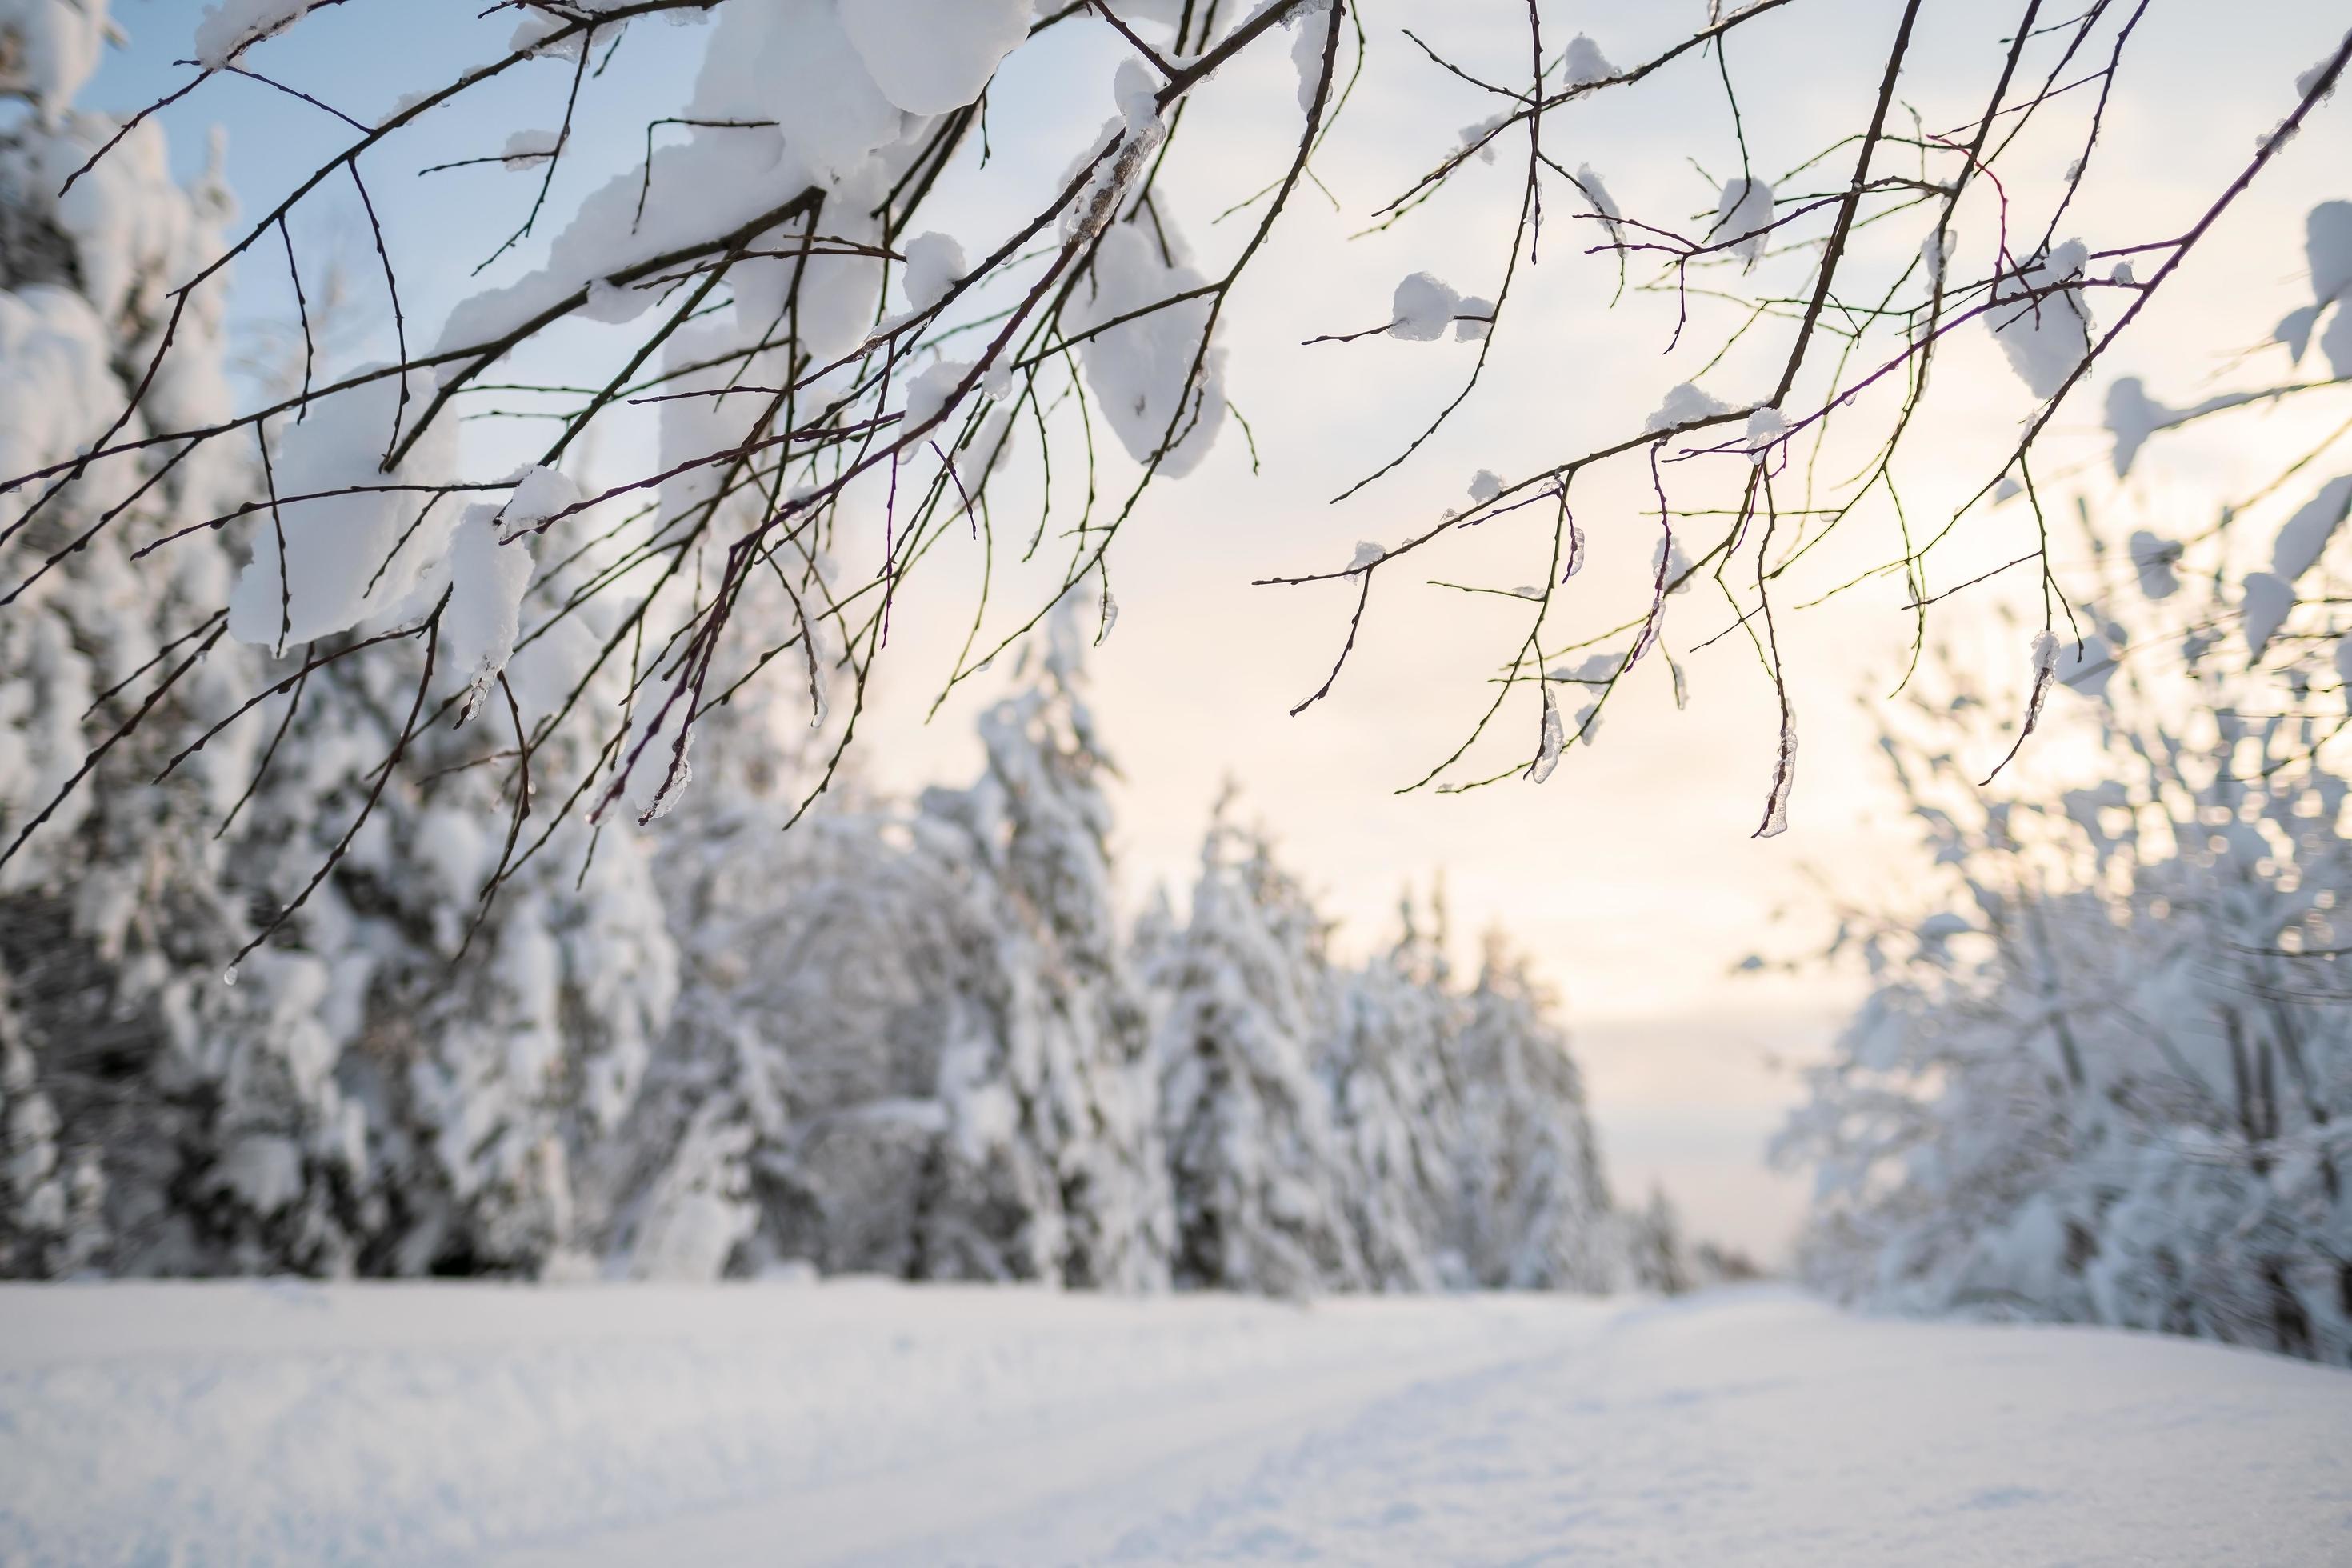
[2,1283,2345,1566]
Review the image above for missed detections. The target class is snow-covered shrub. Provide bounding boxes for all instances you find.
[1781,180,2352,1359]
[1779,572,2352,1362]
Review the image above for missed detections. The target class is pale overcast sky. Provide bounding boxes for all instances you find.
[88,0,2351,1254]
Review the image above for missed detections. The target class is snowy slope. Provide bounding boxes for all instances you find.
[1,1283,2345,1566]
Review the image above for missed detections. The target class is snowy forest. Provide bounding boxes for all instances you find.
[2,0,2351,1389]
[0,6,1694,1292]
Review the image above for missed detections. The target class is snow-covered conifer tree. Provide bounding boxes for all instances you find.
[599,598,1171,1287]
[1323,895,1470,1289]
[0,21,377,1275]
[1452,934,1621,1291]
[0,19,686,1274]
[1151,797,1364,1294]
[218,487,681,1274]
[910,602,1172,1289]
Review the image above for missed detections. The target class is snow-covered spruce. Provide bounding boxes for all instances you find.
[0,77,328,1277]
[0,46,680,1277]
[594,602,1176,1289]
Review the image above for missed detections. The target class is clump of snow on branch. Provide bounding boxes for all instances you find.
[2022,627,2062,731]
[1284,0,1338,115]
[903,356,973,433]
[613,672,697,826]
[838,0,1030,115]
[1531,686,1565,783]
[1389,272,1460,342]
[2050,612,2120,701]
[1574,165,1625,252]
[1562,34,1616,86]
[2266,472,2352,583]
[438,0,914,366]
[1989,241,2093,398]
[443,469,578,722]
[2275,201,2352,376]
[194,3,321,68]
[441,508,534,723]
[1550,652,1619,687]
[1711,175,1774,267]
[899,230,965,314]
[2242,572,2294,658]
[1646,381,1731,432]
[2129,530,2181,600]
[225,370,460,650]
[1459,114,1502,165]
[1067,222,1226,478]
[1062,64,1166,246]
[1651,532,1694,595]
[1755,722,1795,838]
[1921,226,1957,289]
[500,130,561,169]
[2103,376,2171,478]
[2243,474,2352,657]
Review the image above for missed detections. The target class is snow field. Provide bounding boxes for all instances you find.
[3,1282,2347,1566]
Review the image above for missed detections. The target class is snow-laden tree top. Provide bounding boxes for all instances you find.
[1,0,2348,924]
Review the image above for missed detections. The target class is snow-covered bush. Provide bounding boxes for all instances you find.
[1774,180,2352,1364]
[1778,559,2352,1362]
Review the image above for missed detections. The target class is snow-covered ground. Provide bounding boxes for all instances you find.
[1,1282,2345,1566]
